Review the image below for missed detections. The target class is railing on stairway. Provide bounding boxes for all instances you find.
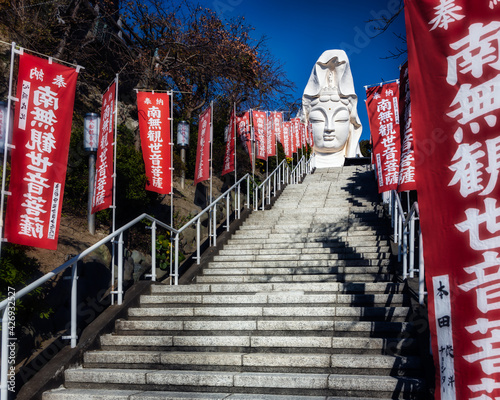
[389,190,426,306]
[0,157,314,399]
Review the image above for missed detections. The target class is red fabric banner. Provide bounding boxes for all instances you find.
[282,121,292,159]
[5,53,78,250]
[237,111,252,167]
[292,118,301,153]
[253,110,267,160]
[266,112,276,158]
[137,92,172,194]
[366,82,401,193]
[194,105,211,185]
[270,112,282,158]
[397,62,417,193]
[92,81,116,214]
[222,108,236,176]
[405,2,500,399]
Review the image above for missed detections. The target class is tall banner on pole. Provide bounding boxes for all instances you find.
[253,110,267,160]
[194,105,211,185]
[405,1,500,399]
[5,53,79,250]
[222,107,236,176]
[137,92,172,194]
[365,82,401,193]
[397,62,417,193]
[92,80,116,214]
[271,112,282,158]
[292,118,300,153]
[267,112,277,158]
[282,121,292,159]
[237,111,253,167]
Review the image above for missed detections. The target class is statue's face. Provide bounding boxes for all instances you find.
[309,101,350,153]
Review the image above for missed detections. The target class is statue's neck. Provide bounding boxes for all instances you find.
[313,150,346,168]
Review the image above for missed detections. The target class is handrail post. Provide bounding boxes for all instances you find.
[196,218,201,265]
[213,206,217,246]
[70,263,78,347]
[403,227,408,280]
[1,307,9,400]
[174,233,179,285]
[237,182,241,219]
[62,262,78,347]
[409,215,415,278]
[261,182,265,210]
[419,226,425,305]
[226,194,230,232]
[246,177,250,209]
[117,232,124,305]
[151,221,157,282]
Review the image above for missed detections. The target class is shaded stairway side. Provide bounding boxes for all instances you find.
[42,165,430,400]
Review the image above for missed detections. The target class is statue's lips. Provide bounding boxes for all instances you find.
[323,135,336,141]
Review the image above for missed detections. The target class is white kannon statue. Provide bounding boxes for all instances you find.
[302,50,362,168]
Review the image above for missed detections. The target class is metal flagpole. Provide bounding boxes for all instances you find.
[209,101,214,245]
[0,43,18,257]
[169,92,174,284]
[250,109,255,181]
[234,103,237,184]
[110,75,119,305]
[111,74,119,233]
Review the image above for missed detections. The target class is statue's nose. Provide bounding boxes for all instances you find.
[325,118,335,132]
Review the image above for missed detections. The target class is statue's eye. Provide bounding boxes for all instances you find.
[309,111,325,123]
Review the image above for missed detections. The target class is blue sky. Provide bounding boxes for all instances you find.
[199,0,407,142]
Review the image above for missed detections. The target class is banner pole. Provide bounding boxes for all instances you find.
[0,43,17,256]
[170,92,174,284]
[250,110,255,181]
[210,101,213,206]
[112,74,119,234]
[234,103,237,184]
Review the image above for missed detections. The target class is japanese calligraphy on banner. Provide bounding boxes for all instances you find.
[270,112,282,158]
[404,1,500,399]
[282,121,292,158]
[397,62,417,193]
[92,81,116,214]
[194,105,211,185]
[365,82,401,193]
[237,111,253,166]
[266,112,276,158]
[5,53,78,250]
[292,118,301,152]
[222,108,236,176]
[252,110,267,160]
[137,92,171,194]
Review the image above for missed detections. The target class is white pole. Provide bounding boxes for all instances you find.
[0,42,17,256]
[169,92,174,281]
[112,75,119,234]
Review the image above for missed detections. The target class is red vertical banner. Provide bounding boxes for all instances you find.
[4,53,78,250]
[397,62,417,193]
[237,111,252,167]
[271,112,282,158]
[292,118,301,153]
[137,92,172,194]
[253,110,267,160]
[222,108,236,176]
[405,1,500,399]
[92,81,116,214]
[267,112,276,158]
[194,105,211,185]
[365,82,401,193]
[282,121,292,159]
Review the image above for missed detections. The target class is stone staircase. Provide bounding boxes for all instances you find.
[42,165,428,400]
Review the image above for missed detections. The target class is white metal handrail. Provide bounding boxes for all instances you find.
[391,190,426,305]
[254,159,290,211]
[0,173,255,399]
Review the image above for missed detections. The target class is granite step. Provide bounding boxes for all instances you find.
[61,368,424,398]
